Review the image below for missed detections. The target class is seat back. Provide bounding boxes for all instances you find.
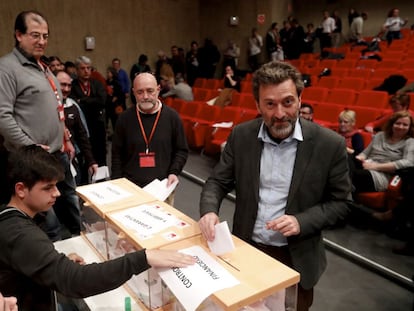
[326,88,357,107]
[301,86,329,102]
[317,76,340,88]
[354,90,389,109]
[338,77,366,91]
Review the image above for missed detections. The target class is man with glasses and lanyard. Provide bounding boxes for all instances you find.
[0,10,80,240]
[111,72,188,205]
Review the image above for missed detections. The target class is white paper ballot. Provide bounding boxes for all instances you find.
[156,246,240,311]
[143,178,178,202]
[212,121,233,128]
[207,221,235,255]
[91,166,110,183]
[76,182,133,205]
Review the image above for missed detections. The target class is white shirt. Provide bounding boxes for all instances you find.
[322,17,336,33]
[252,119,303,246]
[384,17,406,31]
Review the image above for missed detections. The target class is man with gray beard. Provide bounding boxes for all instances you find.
[111,73,188,205]
[199,61,352,311]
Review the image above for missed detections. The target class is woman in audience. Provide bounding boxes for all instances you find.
[223,65,241,92]
[353,111,414,193]
[383,8,408,44]
[338,110,365,155]
[365,94,411,133]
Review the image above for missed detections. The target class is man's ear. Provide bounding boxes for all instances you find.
[15,182,27,199]
[15,30,24,44]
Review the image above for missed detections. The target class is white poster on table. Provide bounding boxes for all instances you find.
[77,183,133,205]
[156,245,240,311]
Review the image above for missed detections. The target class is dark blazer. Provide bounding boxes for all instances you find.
[200,118,352,289]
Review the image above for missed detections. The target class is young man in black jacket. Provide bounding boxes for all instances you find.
[0,145,195,311]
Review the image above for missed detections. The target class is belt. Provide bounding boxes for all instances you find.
[250,240,288,250]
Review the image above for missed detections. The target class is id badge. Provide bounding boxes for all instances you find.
[57,104,65,121]
[139,152,156,167]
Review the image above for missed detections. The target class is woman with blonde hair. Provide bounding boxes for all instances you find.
[338,109,364,155]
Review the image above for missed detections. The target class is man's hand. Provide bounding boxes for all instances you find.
[67,253,86,265]
[198,212,219,241]
[167,174,178,187]
[266,215,300,237]
[88,164,99,177]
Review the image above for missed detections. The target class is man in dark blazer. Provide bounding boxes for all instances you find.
[199,61,352,311]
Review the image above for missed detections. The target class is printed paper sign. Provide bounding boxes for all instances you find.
[111,204,179,239]
[77,183,133,205]
[157,246,240,311]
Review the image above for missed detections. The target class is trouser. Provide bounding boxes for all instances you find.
[250,241,314,311]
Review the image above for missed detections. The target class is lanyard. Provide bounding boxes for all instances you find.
[136,107,161,154]
[40,61,65,121]
[79,81,91,96]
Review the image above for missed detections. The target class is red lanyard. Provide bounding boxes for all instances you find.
[40,61,65,121]
[79,81,91,96]
[136,107,161,154]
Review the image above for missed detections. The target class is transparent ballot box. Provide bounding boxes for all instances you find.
[76,178,157,260]
[158,235,300,311]
[106,200,201,252]
[102,200,201,310]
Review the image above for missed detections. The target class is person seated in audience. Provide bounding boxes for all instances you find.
[352,111,414,194]
[299,103,314,121]
[365,94,412,133]
[397,81,414,95]
[338,110,364,156]
[223,65,241,92]
[161,74,194,101]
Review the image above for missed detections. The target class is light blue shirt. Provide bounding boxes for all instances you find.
[252,119,303,246]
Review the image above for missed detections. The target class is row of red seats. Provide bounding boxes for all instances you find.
[193,78,224,90]
[293,56,414,72]
[311,102,386,130]
[165,98,258,154]
[302,87,390,109]
[192,88,257,110]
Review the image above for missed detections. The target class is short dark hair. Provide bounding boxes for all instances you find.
[7,145,64,195]
[252,61,304,102]
[390,94,410,109]
[301,103,314,113]
[14,10,48,47]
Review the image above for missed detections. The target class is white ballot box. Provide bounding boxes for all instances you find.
[76,179,299,311]
[54,236,142,310]
[158,235,300,311]
[76,178,157,260]
[105,200,202,310]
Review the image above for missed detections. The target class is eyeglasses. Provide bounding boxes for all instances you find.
[26,32,49,41]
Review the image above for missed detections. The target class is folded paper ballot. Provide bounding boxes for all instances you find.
[212,121,233,128]
[207,221,235,255]
[90,166,110,183]
[143,178,178,202]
